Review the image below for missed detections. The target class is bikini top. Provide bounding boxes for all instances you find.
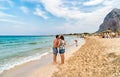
[59,40,65,49]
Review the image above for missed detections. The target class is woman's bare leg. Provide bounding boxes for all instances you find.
[60,54,64,64]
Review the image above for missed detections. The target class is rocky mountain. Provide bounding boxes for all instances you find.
[98,8,120,32]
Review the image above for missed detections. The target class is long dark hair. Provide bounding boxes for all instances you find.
[60,35,64,40]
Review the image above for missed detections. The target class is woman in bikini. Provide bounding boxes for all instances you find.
[59,35,66,64]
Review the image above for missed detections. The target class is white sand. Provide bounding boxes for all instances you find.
[52,37,120,77]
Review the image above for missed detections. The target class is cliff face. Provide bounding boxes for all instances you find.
[98,8,120,32]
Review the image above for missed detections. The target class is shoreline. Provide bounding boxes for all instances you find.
[0,38,85,77]
[29,39,85,77]
[0,53,53,77]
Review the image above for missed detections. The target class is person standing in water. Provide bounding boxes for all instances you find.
[53,35,60,64]
[58,35,66,64]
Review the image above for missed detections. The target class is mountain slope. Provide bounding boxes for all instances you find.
[98,8,120,32]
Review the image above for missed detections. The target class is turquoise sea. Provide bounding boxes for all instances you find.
[0,36,83,74]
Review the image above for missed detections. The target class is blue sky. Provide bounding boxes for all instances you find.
[0,0,120,35]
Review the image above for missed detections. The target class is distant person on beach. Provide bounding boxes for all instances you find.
[58,35,66,64]
[53,35,60,64]
[75,40,78,47]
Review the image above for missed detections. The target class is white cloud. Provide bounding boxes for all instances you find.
[20,6,29,14]
[40,0,110,20]
[0,11,15,17]
[33,7,48,19]
[0,19,26,25]
[39,0,119,33]
[41,0,105,20]
[83,0,104,6]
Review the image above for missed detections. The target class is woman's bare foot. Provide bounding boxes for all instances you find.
[53,62,58,65]
[59,63,64,65]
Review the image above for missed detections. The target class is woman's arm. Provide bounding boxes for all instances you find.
[64,41,66,45]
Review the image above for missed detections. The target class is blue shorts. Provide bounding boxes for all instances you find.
[59,48,65,54]
[53,48,58,55]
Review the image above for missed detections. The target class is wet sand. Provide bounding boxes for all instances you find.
[29,39,85,77]
[0,39,85,77]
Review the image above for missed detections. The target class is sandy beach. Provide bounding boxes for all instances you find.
[52,37,120,77]
[28,39,85,77]
[0,38,84,77]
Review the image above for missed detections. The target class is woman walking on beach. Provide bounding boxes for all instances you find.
[59,35,66,64]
